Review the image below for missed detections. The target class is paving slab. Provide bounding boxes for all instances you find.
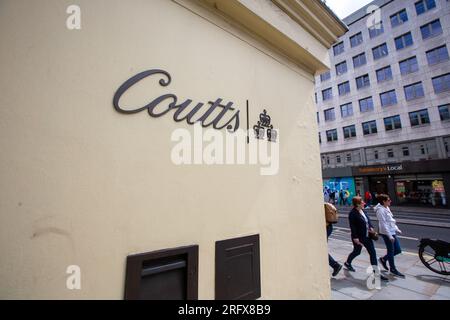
[369,285,430,300]
[331,290,356,300]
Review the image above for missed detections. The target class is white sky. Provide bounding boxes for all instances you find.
[325,0,375,19]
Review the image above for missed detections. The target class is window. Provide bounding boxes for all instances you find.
[338,81,350,96]
[353,53,367,68]
[374,150,379,160]
[346,154,352,162]
[340,103,353,118]
[420,144,427,155]
[335,61,347,76]
[322,87,332,101]
[333,42,344,56]
[415,0,436,15]
[320,71,331,82]
[350,32,363,48]
[387,149,394,158]
[326,156,330,164]
[421,19,442,40]
[380,90,397,107]
[362,120,377,135]
[324,108,335,121]
[316,112,319,123]
[402,147,410,156]
[391,9,408,27]
[343,125,356,139]
[395,32,413,50]
[439,104,450,121]
[404,82,424,100]
[356,74,370,90]
[359,97,374,112]
[426,45,449,65]
[372,43,388,60]
[409,109,430,126]
[384,115,402,131]
[376,66,392,82]
[432,73,450,94]
[369,21,384,38]
[336,155,341,163]
[399,56,419,75]
[326,129,338,142]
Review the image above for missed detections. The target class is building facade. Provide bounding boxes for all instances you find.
[0,0,345,299]
[316,0,450,207]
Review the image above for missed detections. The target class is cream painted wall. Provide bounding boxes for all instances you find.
[0,0,329,299]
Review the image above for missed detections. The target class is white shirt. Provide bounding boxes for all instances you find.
[375,204,400,237]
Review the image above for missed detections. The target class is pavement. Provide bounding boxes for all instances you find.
[327,237,450,300]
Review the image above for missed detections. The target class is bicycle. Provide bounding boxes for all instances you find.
[418,238,450,276]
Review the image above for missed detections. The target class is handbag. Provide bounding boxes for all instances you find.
[368,229,379,241]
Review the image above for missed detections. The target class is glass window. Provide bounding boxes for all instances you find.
[399,56,419,75]
[374,150,379,159]
[372,43,389,60]
[402,147,410,156]
[376,66,393,82]
[326,129,338,142]
[432,73,450,94]
[387,149,394,158]
[320,71,331,82]
[359,97,374,112]
[384,115,402,131]
[404,82,424,100]
[439,104,450,121]
[324,108,335,121]
[335,61,347,76]
[336,155,341,163]
[338,81,350,96]
[343,125,356,139]
[395,32,413,50]
[362,120,377,135]
[353,53,367,68]
[350,32,363,48]
[356,74,370,90]
[421,19,442,40]
[346,154,352,162]
[369,21,384,38]
[380,90,397,107]
[415,0,436,15]
[426,45,449,65]
[322,87,332,101]
[409,109,430,126]
[340,103,353,118]
[333,42,344,56]
[390,9,408,27]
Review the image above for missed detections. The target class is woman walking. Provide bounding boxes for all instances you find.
[375,194,405,278]
[344,196,389,281]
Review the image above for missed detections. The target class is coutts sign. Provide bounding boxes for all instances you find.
[113,69,241,132]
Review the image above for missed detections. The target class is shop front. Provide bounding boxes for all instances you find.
[352,160,450,208]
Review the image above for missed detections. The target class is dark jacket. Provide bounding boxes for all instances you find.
[348,207,374,241]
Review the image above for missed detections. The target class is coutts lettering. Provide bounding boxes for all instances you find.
[113,69,240,131]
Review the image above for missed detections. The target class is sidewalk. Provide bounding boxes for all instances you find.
[335,204,450,215]
[328,238,450,300]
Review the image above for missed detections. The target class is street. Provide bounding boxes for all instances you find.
[331,206,450,252]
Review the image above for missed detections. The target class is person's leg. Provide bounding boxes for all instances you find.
[393,236,402,256]
[346,242,362,265]
[381,234,395,271]
[327,225,339,268]
[362,238,378,267]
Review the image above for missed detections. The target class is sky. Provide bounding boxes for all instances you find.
[324,0,375,19]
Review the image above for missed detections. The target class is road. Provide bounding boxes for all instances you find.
[330,210,450,253]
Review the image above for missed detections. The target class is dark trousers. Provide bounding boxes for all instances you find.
[346,237,378,267]
[327,224,339,268]
[381,234,402,271]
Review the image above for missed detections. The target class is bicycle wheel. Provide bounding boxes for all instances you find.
[418,243,450,276]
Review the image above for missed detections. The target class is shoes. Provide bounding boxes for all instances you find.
[344,262,355,272]
[379,257,388,271]
[390,269,405,278]
[332,264,343,277]
[380,274,389,281]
